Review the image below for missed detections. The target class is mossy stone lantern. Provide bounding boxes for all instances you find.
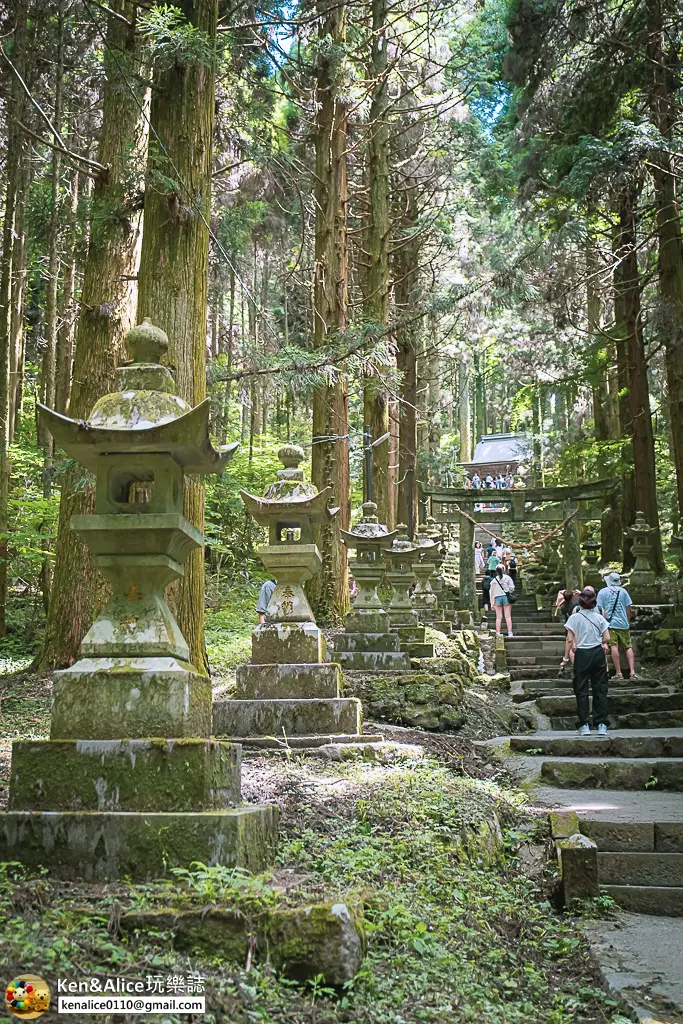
[412,524,438,622]
[39,317,238,738]
[383,524,418,627]
[213,445,363,745]
[0,319,278,881]
[341,501,397,634]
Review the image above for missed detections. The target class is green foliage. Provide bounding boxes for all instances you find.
[138,5,217,70]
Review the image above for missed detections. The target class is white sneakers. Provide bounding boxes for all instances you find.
[578,723,609,737]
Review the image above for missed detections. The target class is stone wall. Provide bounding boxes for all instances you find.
[637,628,683,664]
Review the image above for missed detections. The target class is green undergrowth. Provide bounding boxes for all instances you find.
[0,757,624,1023]
[205,577,267,679]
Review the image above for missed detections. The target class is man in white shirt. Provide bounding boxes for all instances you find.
[565,588,611,735]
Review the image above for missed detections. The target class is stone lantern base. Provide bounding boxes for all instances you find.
[0,660,279,881]
[214,621,365,748]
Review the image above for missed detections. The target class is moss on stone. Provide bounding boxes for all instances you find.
[343,671,465,732]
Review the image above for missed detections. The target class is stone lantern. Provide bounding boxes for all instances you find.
[663,532,683,627]
[333,502,410,671]
[213,445,363,745]
[582,531,603,591]
[0,318,277,879]
[383,524,434,658]
[412,524,438,625]
[626,510,661,603]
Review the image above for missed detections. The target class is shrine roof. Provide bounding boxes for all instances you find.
[459,433,532,471]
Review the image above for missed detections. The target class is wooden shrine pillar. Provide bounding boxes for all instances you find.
[458,511,477,614]
[563,501,583,591]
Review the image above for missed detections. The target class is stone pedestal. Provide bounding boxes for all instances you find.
[0,320,277,880]
[213,446,364,747]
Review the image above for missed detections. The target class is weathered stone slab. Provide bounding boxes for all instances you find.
[213,698,362,738]
[121,901,365,986]
[656,823,683,852]
[251,622,325,665]
[0,807,278,881]
[540,757,683,791]
[598,851,683,887]
[9,739,240,812]
[334,632,400,653]
[344,609,389,633]
[335,651,412,672]
[400,642,434,658]
[557,833,599,901]
[603,884,683,916]
[50,657,211,740]
[581,820,654,853]
[234,663,341,700]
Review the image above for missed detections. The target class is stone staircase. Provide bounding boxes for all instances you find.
[478,576,683,923]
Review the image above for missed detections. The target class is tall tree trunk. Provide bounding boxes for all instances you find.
[474,350,486,441]
[647,0,683,523]
[137,0,217,671]
[0,0,28,637]
[8,139,30,443]
[588,234,621,563]
[34,1,148,672]
[458,353,471,463]
[394,239,420,533]
[55,168,80,413]
[361,0,391,527]
[614,190,663,571]
[309,0,350,622]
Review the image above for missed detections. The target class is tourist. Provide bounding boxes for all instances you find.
[475,541,486,573]
[495,472,505,489]
[487,548,500,576]
[256,579,276,624]
[597,571,636,680]
[481,574,492,614]
[507,550,518,584]
[556,588,580,674]
[504,471,514,488]
[471,473,482,489]
[490,564,515,636]
[565,587,611,735]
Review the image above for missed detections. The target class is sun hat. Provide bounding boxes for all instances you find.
[604,571,622,587]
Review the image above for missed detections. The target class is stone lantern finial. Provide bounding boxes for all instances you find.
[125,317,169,364]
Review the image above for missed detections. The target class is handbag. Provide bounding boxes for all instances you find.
[497,579,517,603]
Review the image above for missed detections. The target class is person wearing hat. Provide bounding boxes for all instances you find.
[565,587,611,735]
[597,571,636,680]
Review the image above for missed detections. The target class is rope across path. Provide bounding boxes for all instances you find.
[449,504,580,551]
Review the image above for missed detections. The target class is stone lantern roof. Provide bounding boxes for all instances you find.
[341,500,397,551]
[240,444,339,533]
[37,318,236,474]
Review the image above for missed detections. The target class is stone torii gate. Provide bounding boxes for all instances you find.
[419,478,620,613]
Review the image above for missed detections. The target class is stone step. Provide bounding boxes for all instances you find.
[581,819,683,853]
[537,691,683,717]
[401,642,435,658]
[513,681,669,702]
[537,755,683,791]
[508,654,567,667]
[603,884,683,916]
[598,851,683,887]
[510,729,683,759]
[505,640,567,652]
[550,710,683,730]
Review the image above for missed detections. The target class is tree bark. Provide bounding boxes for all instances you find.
[361,0,392,527]
[309,0,350,622]
[458,354,471,463]
[55,168,80,413]
[9,140,30,442]
[137,0,217,671]
[647,0,683,523]
[614,190,663,571]
[394,238,420,533]
[34,0,148,672]
[0,0,27,637]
